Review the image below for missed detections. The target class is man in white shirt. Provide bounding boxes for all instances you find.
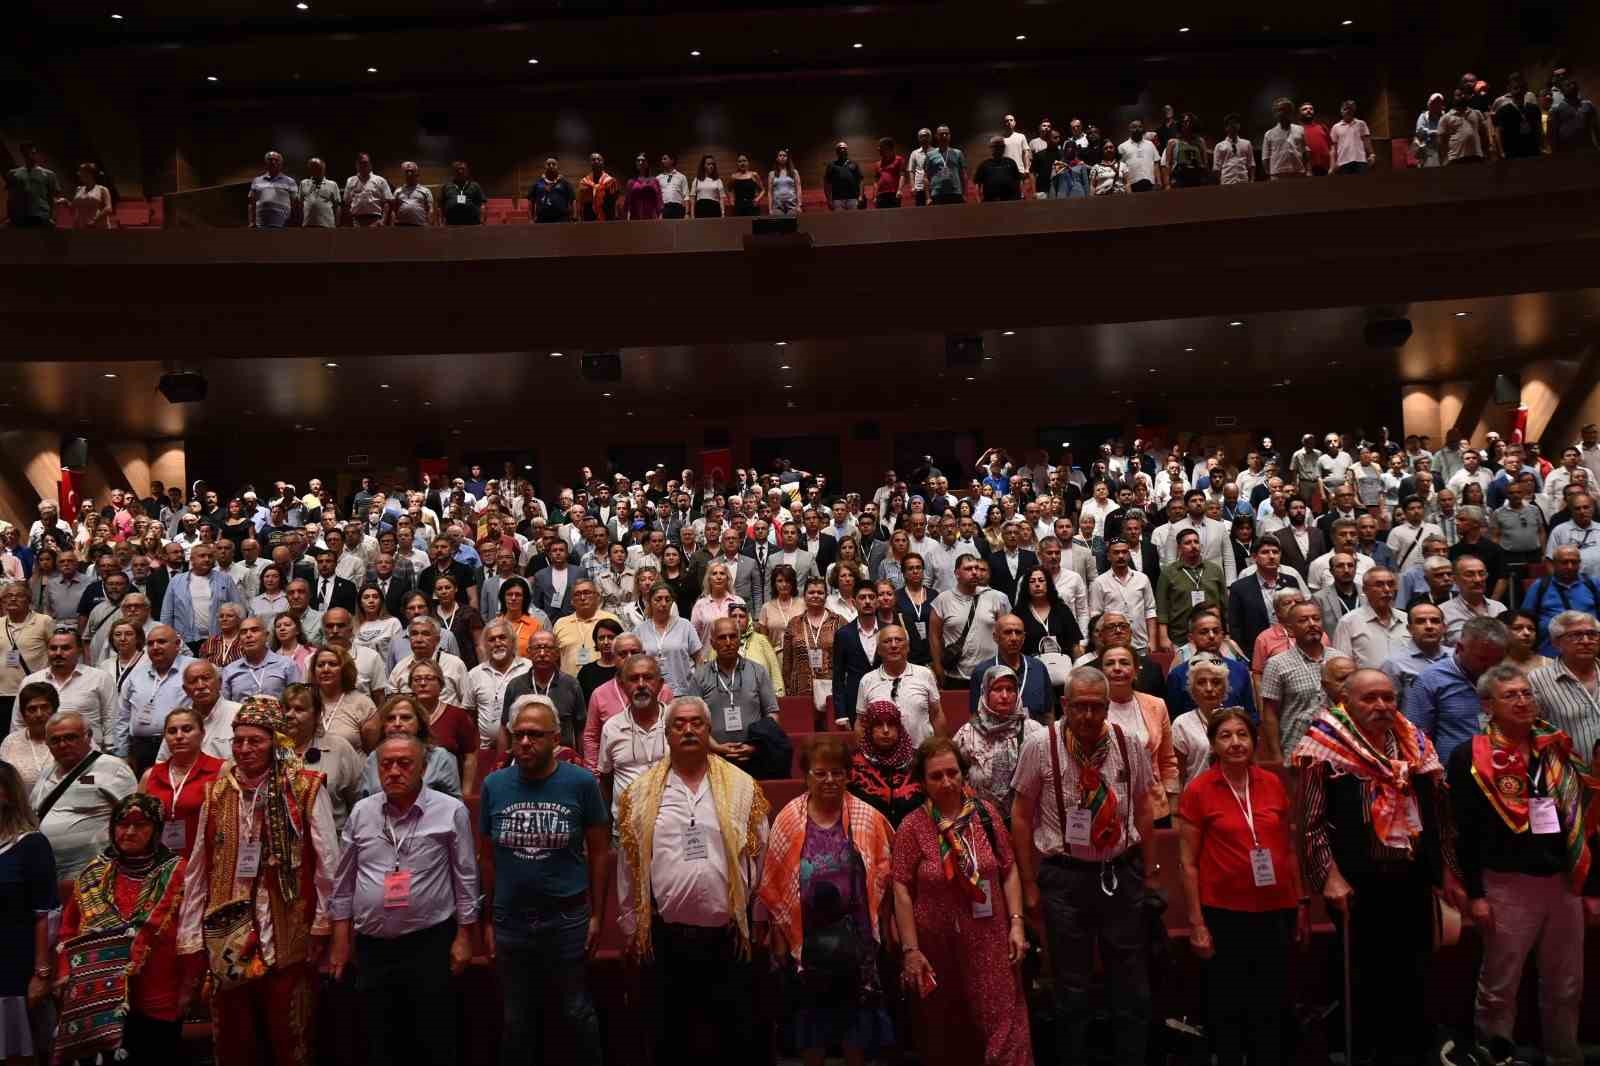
[1332,568,1407,668]
[1445,450,1493,498]
[1317,433,1354,496]
[1386,496,1445,572]
[1212,113,1256,184]
[1089,541,1158,652]
[1117,119,1163,191]
[16,630,117,746]
[854,624,943,743]
[298,156,341,228]
[1439,555,1506,646]
[32,712,137,880]
[1035,537,1090,637]
[343,152,392,226]
[1001,113,1032,191]
[656,153,690,219]
[157,661,238,761]
[465,619,531,751]
[1263,97,1308,178]
[597,655,670,822]
[1579,425,1600,488]
[389,161,434,227]
[906,130,933,206]
[388,617,469,705]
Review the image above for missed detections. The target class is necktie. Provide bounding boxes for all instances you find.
[320,578,331,607]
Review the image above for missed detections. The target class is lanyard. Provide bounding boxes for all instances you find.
[166,759,199,819]
[714,662,742,697]
[530,672,555,698]
[239,780,265,841]
[384,808,419,870]
[804,614,826,650]
[1225,772,1259,846]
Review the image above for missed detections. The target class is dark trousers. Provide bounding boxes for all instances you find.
[1129,179,1155,192]
[1329,867,1434,1062]
[914,190,927,206]
[1203,906,1292,1066]
[940,673,970,691]
[496,903,599,1066]
[875,193,901,208]
[1336,161,1369,175]
[932,192,965,205]
[66,1010,184,1065]
[647,920,758,1061]
[1038,855,1149,1065]
[662,203,686,219]
[356,919,460,1066]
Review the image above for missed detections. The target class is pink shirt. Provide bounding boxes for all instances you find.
[581,677,675,768]
[1330,118,1371,167]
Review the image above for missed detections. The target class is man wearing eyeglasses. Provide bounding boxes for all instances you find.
[479,696,609,1066]
[32,710,137,879]
[1527,610,1600,765]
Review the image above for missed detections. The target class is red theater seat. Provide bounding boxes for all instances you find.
[760,777,807,815]
[777,695,814,734]
[1147,648,1174,676]
[940,690,970,734]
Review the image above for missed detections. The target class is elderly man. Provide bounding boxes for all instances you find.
[466,618,530,751]
[1450,663,1600,1066]
[156,660,239,761]
[500,628,585,753]
[597,653,670,823]
[616,695,770,1061]
[690,617,779,767]
[1404,616,1511,761]
[1166,610,1255,717]
[968,613,1052,721]
[1522,545,1600,655]
[42,550,89,626]
[1260,600,1331,762]
[220,616,297,702]
[580,633,675,768]
[16,628,118,746]
[330,734,480,1066]
[1331,567,1406,669]
[31,710,138,878]
[283,579,324,645]
[1439,554,1506,645]
[1380,601,1449,701]
[320,607,388,701]
[388,616,469,705]
[1012,666,1158,1066]
[159,543,246,653]
[79,568,131,649]
[178,696,338,1066]
[551,581,619,678]
[1293,669,1444,1065]
[117,624,195,773]
[1547,492,1600,576]
[1527,610,1600,764]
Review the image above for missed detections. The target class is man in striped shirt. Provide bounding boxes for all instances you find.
[1526,609,1600,765]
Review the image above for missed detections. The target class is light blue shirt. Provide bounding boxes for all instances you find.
[221,650,299,701]
[118,654,196,749]
[1402,652,1483,763]
[1380,640,1449,703]
[1546,520,1600,577]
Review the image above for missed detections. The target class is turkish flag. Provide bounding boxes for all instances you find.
[1511,404,1529,444]
[59,469,80,519]
[700,449,732,493]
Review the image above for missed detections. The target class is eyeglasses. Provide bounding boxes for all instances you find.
[510,729,556,741]
[1561,631,1600,641]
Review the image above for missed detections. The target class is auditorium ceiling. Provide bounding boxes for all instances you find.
[2,288,1596,438]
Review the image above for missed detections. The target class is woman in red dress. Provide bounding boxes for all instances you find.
[407,658,478,795]
[138,707,224,859]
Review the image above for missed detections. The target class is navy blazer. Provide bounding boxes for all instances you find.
[830,620,879,722]
[1226,571,1305,654]
[532,565,579,620]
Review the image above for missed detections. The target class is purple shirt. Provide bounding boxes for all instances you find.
[330,785,480,937]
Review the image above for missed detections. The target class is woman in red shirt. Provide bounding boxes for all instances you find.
[1176,709,1309,1066]
[138,707,223,859]
[407,658,478,795]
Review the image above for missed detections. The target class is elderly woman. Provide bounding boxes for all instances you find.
[849,700,925,828]
[356,694,462,800]
[690,561,743,643]
[1177,709,1308,1066]
[757,735,895,1066]
[0,681,58,793]
[783,577,841,710]
[953,665,1045,813]
[96,616,147,683]
[0,760,56,1065]
[1100,645,1181,822]
[271,612,316,679]
[731,601,785,697]
[827,565,864,623]
[310,646,378,752]
[282,683,363,832]
[761,564,804,653]
[892,738,1030,1066]
[199,602,247,669]
[139,707,224,858]
[406,659,477,793]
[1171,657,1233,789]
[1076,613,1166,696]
[635,584,702,694]
[0,581,52,727]
[54,793,202,1064]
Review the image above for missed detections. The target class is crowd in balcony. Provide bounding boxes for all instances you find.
[0,422,1599,1064]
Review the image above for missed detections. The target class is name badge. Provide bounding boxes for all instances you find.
[383,869,413,908]
[133,702,157,734]
[456,194,467,206]
[236,840,262,879]
[808,648,823,672]
[576,644,591,664]
[915,622,927,640]
[1249,846,1277,887]
[1064,808,1093,847]
[1190,590,1207,606]
[683,826,709,862]
[161,821,187,850]
[722,701,743,733]
[4,650,19,669]
[971,877,994,919]
[1529,796,1561,835]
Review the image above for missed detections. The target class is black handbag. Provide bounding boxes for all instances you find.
[800,807,868,985]
[940,595,980,677]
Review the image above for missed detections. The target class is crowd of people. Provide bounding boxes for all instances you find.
[5,67,1596,229]
[2,424,1600,1065]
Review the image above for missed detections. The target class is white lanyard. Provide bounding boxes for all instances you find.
[530,672,556,698]
[166,759,199,819]
[804,615,826,650]
[23,737,49,783]
[384,808,419,870]
[239,780,266,840]
[1225,772,1259,846]
[327,692,346,722]
[714,663,741,697]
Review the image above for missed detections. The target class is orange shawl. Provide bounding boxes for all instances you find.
[756,793,893,961]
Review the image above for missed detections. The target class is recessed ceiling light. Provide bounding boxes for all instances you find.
[110,12,123,18]
[1015,34,1026,40]
[1454,311,1470,318]
[602,392,611,397]
[984,356,993,361]
[549,351,563,357]
[422,400,431,406]
[1229,320,1244,326]
[206,75,219,82]
[323,361,338,368]
[1002,330,1016,336]
[1178,26,1190,32]
[774,340,787,346]
[366,66,378,73]
[965,376,976,382]
[1341,18,1353,25]
[528,58,539,64]
[852,42,863,48]
[784,384,793,389]
[296,2,309,9]
[103,372,118,379]
[779,364,791,370]
[379,383,390,389]
[689,49,700,57]
[1184,346,1195,352]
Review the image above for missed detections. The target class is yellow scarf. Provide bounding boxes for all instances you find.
[617,754,769,960]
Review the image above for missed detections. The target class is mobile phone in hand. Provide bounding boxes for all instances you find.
[918,968,938,999]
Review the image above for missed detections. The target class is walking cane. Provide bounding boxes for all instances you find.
[1341,908,1354,1064]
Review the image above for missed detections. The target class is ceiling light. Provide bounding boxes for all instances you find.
[779,364,791,370]
[852,42,863,48]
[549,351,563,357]
[1184,346,1195,352]
[110,11,123,18]
[103,372,118,379]
[296,2,309,8]
[784,384,794,389]
[1341,18,1353,25]
[1454,311,1470,318]
[1229,320,1244,326]
[602,392,611,397]
[422,400,431,406]
[323,361,338,368]
[774,340,787,347]
[1015,34,1026,40]
[206,75,219,82]
[379,383,390,389]
[1178,26,1190,32]
[965,376,976,382]
[1002,330,1016,336]
[689,49,701,57]
[528,58,539,64]
[366,66,378,73]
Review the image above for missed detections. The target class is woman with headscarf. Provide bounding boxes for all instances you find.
[953,665,1046,814]
[54,792,203,1064]
[849,700,926,828]
[730,601,785,697]
[174,695,340,1066]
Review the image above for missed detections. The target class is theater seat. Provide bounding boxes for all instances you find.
[777,695,814,734]
[760,777,807,815]
[786,732,857,775]
[1147,647,1174,676]
[940,690,970,734]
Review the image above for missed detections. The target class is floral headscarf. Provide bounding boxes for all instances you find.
[107,792,171,871]
[859,699,913,771]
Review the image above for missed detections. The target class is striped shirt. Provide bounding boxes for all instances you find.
[1527,660,1600,765]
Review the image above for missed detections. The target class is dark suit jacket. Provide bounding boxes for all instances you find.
[1101,540,1161,582]
[830,621,879,721]
[370,574,413,618]
[143,569,171,618]
[1227,571,1305,652]
[1275,528,1327,581]
[532,565,578,620]
[816,532,842,571]
[985,548,1039,601]
[311,575,358,614]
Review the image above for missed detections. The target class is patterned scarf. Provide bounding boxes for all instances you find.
[859,700,913,771]
[1068,727,1121,850]
[1292,703,1442,852]
[230,696,308,903]
[1470,719,1600,892]
[73,794,185,979]
[926,794,986,902]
